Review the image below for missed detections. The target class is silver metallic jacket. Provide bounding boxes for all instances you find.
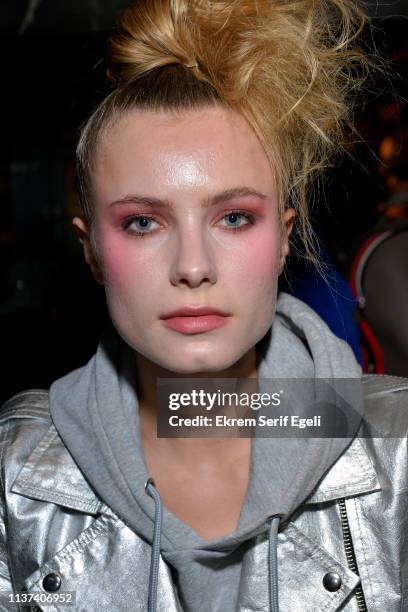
[0,374,407,611]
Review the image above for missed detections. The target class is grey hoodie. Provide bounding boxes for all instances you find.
[49,291,362,611]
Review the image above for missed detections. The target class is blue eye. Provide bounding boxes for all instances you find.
[121,215,158,236]
[135,217,151,229]
[220,211,254,230]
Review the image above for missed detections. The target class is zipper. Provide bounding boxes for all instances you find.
[338,498,368,612]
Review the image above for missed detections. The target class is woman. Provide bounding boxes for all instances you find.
[1,1,407,611]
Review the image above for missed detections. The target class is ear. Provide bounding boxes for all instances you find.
[72,217,104,285]
[279,208,296,273]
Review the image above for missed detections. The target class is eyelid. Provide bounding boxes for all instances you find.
[218,208,254,219]
[217,208,256,225]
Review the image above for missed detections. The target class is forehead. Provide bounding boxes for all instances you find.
[93,106,275,202]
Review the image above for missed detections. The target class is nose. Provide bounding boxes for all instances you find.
[169,225,217,288]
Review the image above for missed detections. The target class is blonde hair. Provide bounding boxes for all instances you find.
[77,0,374,266]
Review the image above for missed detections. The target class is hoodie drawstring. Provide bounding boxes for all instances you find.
[145,478,163,612]
[268,515,281,612]
[145,478,281,612]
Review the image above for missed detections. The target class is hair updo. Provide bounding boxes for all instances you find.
[77,0,373,267]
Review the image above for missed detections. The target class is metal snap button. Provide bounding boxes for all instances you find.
[42,572,61,592]
[323,571,342,592]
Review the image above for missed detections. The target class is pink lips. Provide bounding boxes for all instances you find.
[160,306,230,334]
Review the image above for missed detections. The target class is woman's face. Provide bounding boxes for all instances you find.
[74,106,294,374]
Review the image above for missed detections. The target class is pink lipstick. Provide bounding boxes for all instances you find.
[160,306,230,334]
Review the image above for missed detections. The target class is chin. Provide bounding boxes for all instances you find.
[157,351,243,376]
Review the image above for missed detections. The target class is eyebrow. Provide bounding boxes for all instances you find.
[109,186,268,209]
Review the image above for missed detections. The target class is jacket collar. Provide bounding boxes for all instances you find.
[11,423,380,514]
[306,436,381,503]
[11,423,104,515]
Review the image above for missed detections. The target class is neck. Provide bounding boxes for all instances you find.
[135,348,258,411]
[134,348,259,458]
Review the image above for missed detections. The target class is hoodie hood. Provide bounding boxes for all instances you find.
[49,291,363,611]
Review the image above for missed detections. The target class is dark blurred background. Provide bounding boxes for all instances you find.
[1,1,407,402]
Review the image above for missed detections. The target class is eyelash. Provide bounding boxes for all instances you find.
[120,209,256,237]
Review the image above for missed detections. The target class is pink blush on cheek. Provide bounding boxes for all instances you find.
[254,232,280,268]
[228,228,281,288]
[97,227,150,287]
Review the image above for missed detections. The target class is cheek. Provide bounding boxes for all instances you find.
[228,226,281,293]
[97,227,157,290]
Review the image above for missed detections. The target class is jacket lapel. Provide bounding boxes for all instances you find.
[306,436,381,504]
[22,510,182,612]
[11,423,104,515]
